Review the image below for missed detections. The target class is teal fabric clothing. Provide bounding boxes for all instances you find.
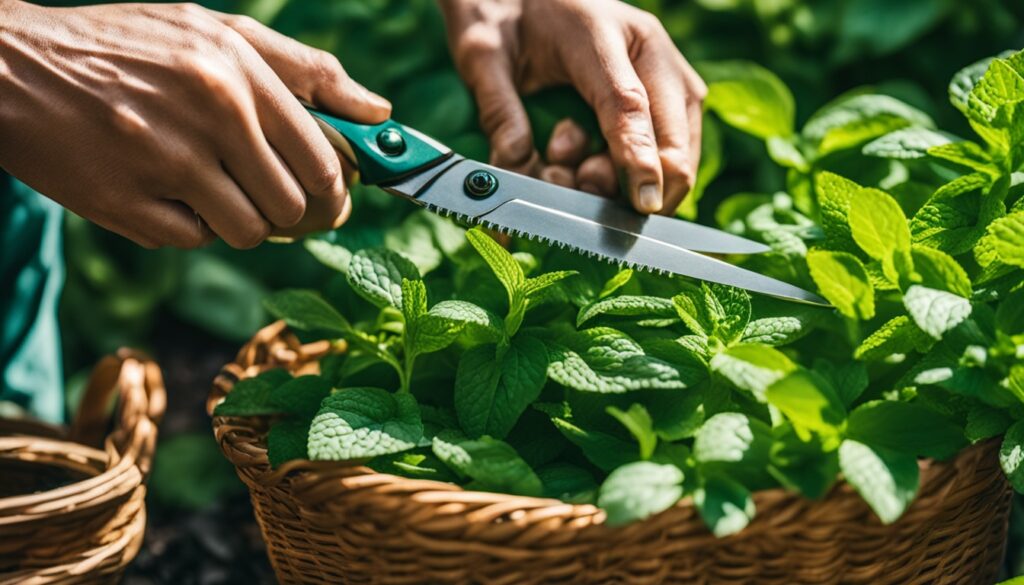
[0,173,65,423]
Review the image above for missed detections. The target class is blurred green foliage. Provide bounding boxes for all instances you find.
[55,0,1024,387]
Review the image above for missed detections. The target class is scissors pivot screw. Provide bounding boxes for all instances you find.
[376,128,406,156]
[464,170,498,198]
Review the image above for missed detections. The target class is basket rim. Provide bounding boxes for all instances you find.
[209,321,976,520]
[0,350,165,518]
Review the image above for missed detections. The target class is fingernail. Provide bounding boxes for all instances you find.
[638,184,662,213]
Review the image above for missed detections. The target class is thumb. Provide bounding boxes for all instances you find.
[461,50,538,174]
[217,13,391,123]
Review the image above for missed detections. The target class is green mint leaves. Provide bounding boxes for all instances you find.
[224,49,1024,536]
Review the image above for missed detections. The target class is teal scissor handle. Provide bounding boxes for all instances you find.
[305,106,451,186]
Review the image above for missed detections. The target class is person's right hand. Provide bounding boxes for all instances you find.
[0,1,390,249]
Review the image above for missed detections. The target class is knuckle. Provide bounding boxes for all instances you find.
[454,26,502,65]
[306,161,344,198]
[632,11,665,37]
[231,221,271,250]
[108,103,150,138]
[274,191,307,228]
[660,146,693,182]
[308,50,346,87]
[606,85,651,119]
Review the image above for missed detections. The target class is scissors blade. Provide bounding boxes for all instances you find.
[383,159,829,306]
[387,159,768,255]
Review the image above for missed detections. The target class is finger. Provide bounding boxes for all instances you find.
[272,178,350,238]
[215,13,391,123]
[676,71,706,215]
[558,29,663,213]
[546,119,589,166]
[139,199,217,249]
[576,153,617,198]
[455,38,539,174]
[632,47,694,216]
[212,82,310,229]
[220,26,361,212]
[181,171,272,250]
[539,165,577,188]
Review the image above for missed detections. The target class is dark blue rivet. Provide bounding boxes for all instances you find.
[464,170,499,198]
[376,128,406,156]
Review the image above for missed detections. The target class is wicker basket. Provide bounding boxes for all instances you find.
[0,350,165,585]
[209,322,1012,585]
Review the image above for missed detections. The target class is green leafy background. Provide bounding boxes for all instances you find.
[33,0,1024,577]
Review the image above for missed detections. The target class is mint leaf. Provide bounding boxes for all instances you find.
[847,400,965,459]
[709,284,752,344]
[862,127,953,159]
[965,405,1012,442]
[428,300,505,343]
[700,60,795,139]
[671,283,750,343]
[694,413,772,469]
[213,369,292,416]
[455,335,548,439]
[967,58,1024,125]
[599,269,634,298]
[466,228,531,335]
[903,285,972,339]
[694,475,755,537]
[551,417,637,472]
[839,439,918,524]
[577,295,675,327]
[910,173,1002,255]
[741,316,814,346]
[304,239,351,274]
[986,212,1024,268]
[807,249,875,320]
[598,461,684,526]
[308,388,423,460]
[524,270,577,297]
[402,279,462,357]
[854,316,932,361]
[267,419,310,468]
[804,94,933,156]
[813,360,868,407]
[849,188,910,261]
[672,284,716,337]
[606,404,657,460]
[267,375,332,418]
[909,246,972,297]
[927,141,999,175]
[645,389,704,441]
[264,290,353,336]
[548,327,703,393]
[537,463,598,503]
[816,171,862,253]
[431,433,543,496]
[769,425,839,499]
[347,248,420,310]
[1000,420,1024,492]
[710,343,796,400]
[765,370,846,442]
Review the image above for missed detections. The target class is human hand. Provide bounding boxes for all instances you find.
[0,1,389,249]
[439,0,705,215]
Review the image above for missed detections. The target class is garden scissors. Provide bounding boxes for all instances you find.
[307,107,828,306]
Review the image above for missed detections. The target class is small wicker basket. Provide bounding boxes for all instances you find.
[210,322,1012,585]
[0,350,165,585]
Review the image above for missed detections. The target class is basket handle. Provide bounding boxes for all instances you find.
[68,348,166,477]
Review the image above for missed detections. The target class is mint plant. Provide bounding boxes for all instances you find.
[214,49,1024,536]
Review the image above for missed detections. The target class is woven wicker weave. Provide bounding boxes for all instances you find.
[0,350,165,585]
[210,322,1012,585]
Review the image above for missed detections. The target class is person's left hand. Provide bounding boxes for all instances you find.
[439,0,706,215]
